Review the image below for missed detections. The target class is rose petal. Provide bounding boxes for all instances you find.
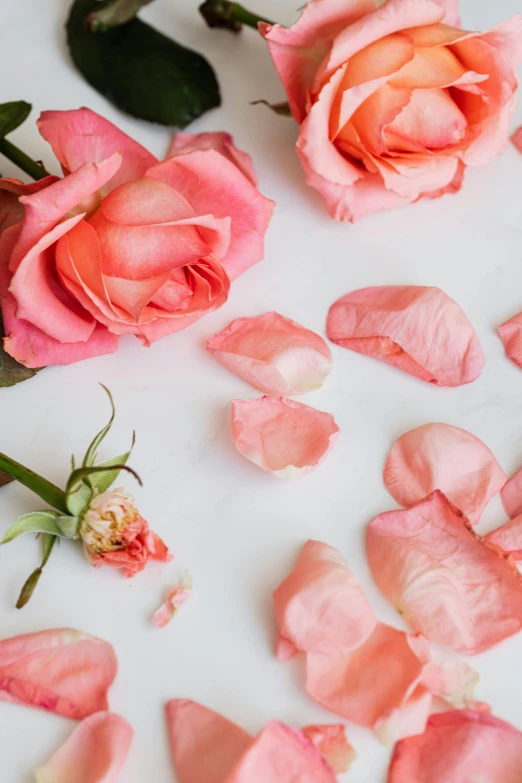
[383,423,506,524]
[273,540,376,657]
[207,312,332,395]
[0,176,59,236]
[485,514,522,561]
[326,286,484,387]
[421,660,482,710]
[434,0,460,25]
[231,397,339,479]
[367,490,522,654]
[501,467,522,518]
[0,629,117,719]
[388,710,522,783]
[34,712,133,783]
[167,132,258,186]
[301,725,355,774]
[512,125,522,153]
[499,311,522,369]
[153,571,193,628]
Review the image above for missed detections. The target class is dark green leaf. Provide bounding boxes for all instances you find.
[0,101,32,140]
[0,452,68,513]
[16,534,56,609]
[0,314,39,387]
[83,385,115,468]
[66,0,221,127]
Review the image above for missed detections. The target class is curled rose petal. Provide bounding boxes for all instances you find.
[301,724,355,774]
[511,125,522,153]
[231,397,339,479]
[485,515,522,561]
[273,540,376,657]
[501,466,522,517]
[0,629,117,719]
[499,311,522,369]
[167,132,258,186]
[326,286,484,386]
[34,712,133,783]
[153,571,193,628]
[383,422,506,524]
[208,313,332,395]
[367,490,522,654]
[388,710,522,783]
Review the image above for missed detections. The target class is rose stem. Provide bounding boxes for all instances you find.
[199,0,275,31]
[0,138,48,181]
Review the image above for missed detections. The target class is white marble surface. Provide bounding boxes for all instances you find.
[1,0,522,780]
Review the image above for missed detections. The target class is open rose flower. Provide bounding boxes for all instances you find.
[261,0,522,221]
[0,109,274,367]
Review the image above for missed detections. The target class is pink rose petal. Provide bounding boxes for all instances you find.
[273,540,376,657]
[367,490,522,654]
[485,514,522,561]
[0,629,117,719]
[326,286,484,387]
[231,397,339,479]
[501,466,522,517]
[153,571,193,628]
[383,422,506,524]
[301,724,355,774]
[34,712,133,783]
[512,125,522,153]
[168,131,258,186]
[208,312,332,395]
[388,710,522,783]
[499,311,522,369]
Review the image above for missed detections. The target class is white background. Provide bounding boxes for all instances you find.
[1,0,522,780]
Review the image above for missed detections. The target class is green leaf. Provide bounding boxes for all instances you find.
[0,101,32,140]
[0,453,68,513]
[83,385,115,468]
[16,533,56,609]
[2,511,63,543]
[90,434,136,494]
[0,314,38,388]
[66,0,221,127]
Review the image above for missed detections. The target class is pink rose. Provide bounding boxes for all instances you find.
[0,109,274,367]
[261,0,522,221]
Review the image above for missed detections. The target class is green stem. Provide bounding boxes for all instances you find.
[199,0,274,32]
[86,0,155,32]
[0,453,68,513]
[0,138,48,181]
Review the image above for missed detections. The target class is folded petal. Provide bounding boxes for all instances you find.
[273,540,376,656]
[167,132,258,186]
[300,725,355,774]
[207,312,332,395]
[485,515,522,561]
[0,176,59,235]
[501,466,522,518]
[34,712,133,783]
[38,108,157,194]
[152,571,193,628]
[388,710,522,783]
[231,397,339,479]
[383,423,506,524]
[499,311,522,369]
[326,286,484,387]
[0,629,117,719]
[367,491,522,654]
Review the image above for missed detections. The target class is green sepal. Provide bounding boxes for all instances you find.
[16,534,56,609]
[0,452,68,513]
[83,385,115,468]
[65,463,142,516]
[1,511,78,543]
[89,433,136,494]
[0,101,32,139]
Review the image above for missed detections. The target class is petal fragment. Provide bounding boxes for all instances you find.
[326,286,484,386]
[153,571,193,628]
[501,466,522,518]
[383,422,506,524]
[485,514,522,561]
[208,313,332,395]
[34,712,133,783]
[388,710,522,783]
[0,628,117,719]
[301,725,355,774]
[231,397,339,478]
[499,311,522,369]
[511,125,522,153]
[367,491,522,654]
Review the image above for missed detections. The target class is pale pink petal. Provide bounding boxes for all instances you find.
[499,311,522,369]
[501,467,522,518]
[152,571,193,628]
[421,660,482,709]
[37,108,157,194]
[146,150,274,280]
[367,490,522,654]
[512,126,522,153]
[273,540,376,656]
[434,0,460,25]
[0,629,117,719]
[207,312,332,395]
[167,132,258,186]
[34,712,133,783]
[388,710,522,783]
[0,176,59,235]
[383,423,506,524]
[231,397,339,479]
[326,286,484,387]
[485,515,522,562]
[301,724,355,774]
[166,699,253,783]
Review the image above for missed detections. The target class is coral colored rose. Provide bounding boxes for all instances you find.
[261,1,522,221]
[80,488,171,577]
[0,109,274,367]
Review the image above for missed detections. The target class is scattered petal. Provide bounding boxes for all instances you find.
[0,628,117,719]
[153,571,193,628]
[326,286,484,386]
[498,311,522,369]
[501,466,522,517]
[301,724,356,774]
[231,397,339,479]
[273,540,376,657]
[383,422,506,524]
[511,125,522,153]
[388,710,522,783]
[367,490,522,654]
[485,514,522,561]
[208,312,332,395]
[167,131,258,186]
[34,712,133,783]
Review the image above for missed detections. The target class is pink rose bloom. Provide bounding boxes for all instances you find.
[0,109,274,367]
[80,488,171,577]
[261,0,522,221]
